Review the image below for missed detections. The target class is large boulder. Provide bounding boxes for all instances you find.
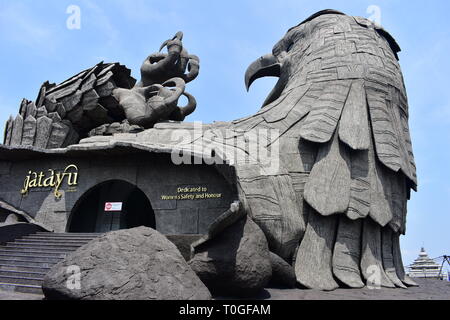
[268,252,297,288]
[188,205,272,297]
[43,227,211,300]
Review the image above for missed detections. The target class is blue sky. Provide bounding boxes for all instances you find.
[0,0,449,267]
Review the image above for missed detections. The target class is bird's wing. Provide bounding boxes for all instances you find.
[4,62,136,149]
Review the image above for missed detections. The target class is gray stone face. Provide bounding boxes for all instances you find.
[361,219,395,288]
[189,213,272,297]
[268,252,296,288]
[381,228,407,288]
[47,122,70,148]
[237,170,306,262]
[294,213,339,291]
[10,115,23,146]
[25,102,37,119]
[332,217,364,288]
[21,116,37,146]
[4,117,13,145]
[43,227,211,300]
[304,129,351,216]
[35,116,53,149]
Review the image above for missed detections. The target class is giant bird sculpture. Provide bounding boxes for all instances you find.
[3,10,418,290]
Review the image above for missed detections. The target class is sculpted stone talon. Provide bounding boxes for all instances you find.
[171,91,196,121]
[184,55,200,83]
[159,31,184,52]
[138,31,196,88]
[112,76,191,128]
[104,33,199,130]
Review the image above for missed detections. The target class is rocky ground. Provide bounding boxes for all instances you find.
[0,278,448,300]
[262,278,450,300]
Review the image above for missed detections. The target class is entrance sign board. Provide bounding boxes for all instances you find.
[104,202,123,212]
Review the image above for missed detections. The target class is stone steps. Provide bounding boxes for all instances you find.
[0,282,43,295]
[14,239,92,245]
[0,232,102,295]
[0,275,44,286]
[0,249,69,257]
[5,243,88,250]
[23,236,98,241]
[35,232,100,237]
[0,246,78,254]
[0,264,51,274]
[0,255,64,264]
[0,269,48,278]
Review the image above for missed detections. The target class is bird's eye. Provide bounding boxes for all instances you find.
[286,42,294,52]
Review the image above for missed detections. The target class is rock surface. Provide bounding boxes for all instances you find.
[268,252,296,288]
[43,227,211,300]
[188,215,272,297]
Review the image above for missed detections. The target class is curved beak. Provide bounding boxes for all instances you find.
[159,31,184,52]
[245,54,281,91]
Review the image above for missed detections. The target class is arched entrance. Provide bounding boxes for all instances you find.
[67,180,155,233]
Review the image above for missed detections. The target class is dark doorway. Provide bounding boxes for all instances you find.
[67,180,155,233]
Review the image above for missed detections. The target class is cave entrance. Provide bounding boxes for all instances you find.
[67,180,155,233]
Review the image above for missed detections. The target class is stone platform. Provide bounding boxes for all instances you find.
[1,278,448,300]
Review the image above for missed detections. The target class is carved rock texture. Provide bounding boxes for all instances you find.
[188,215,272,297]
[332,217,365,288]
[268,252,297,288]
[295,212,339,291]
[4,62,134,148]
[43,227,211,300]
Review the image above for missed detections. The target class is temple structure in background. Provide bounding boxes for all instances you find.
[407,248,442,279]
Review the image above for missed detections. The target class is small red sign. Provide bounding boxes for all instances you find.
[104,202,122,212]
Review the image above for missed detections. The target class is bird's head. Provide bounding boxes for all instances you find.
[245,9,400,107]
